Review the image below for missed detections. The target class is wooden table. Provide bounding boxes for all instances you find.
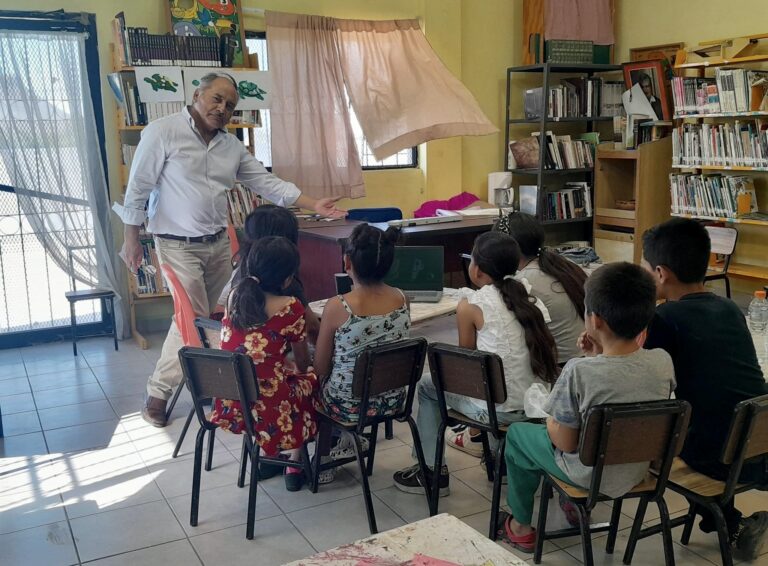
[282,513,524,566]
[298,218,495,302]
[310,288,460,324]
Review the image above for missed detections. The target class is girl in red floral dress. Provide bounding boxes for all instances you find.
[210,236,319,491]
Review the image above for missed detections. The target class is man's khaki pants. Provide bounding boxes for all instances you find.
[146,235,231,401]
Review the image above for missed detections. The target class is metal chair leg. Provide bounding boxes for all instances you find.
[680,501,697,545]
[408,416,433,509]
[488,438,506,540]
[204,427,216,471]
[109,297,118,351]
[238,435,248,488]
[623,497,649,565]
[725,276,731,299]
[190,426,206,527]
[172,407,196,458]
[533,480,553,564]
[430,421,448,516]
[709,502,734,566]
[312,420,333,494]
[657,497,676,566]
[166,378,186,420]
[606,498,623,554]
[300,443,313,492]
[246,444,260,540]
[479,431,494,481]
[69,302,78,356]
[353,432,378,534]
[384,418,394,440]
[365,423,379,476]
[577,503,595,566]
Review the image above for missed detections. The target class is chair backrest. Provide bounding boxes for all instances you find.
[427,343,508,431]
[705,226,738,272]
[578,400,691,509]
[178,346,259,435]
[350,338,428,429]
[347,207,403,223]
[161,263,202,348]
[227,223,240,258]
[66,245,95,292]
[717,394,768,498]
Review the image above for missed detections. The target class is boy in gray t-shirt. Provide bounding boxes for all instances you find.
[498,262,676,553]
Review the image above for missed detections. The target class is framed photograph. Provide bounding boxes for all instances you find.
[629,42,684,66]
[623,60,672,120]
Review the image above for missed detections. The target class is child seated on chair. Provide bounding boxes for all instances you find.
[642,218,768,560]
[313,223,408,482]
[393,231,560,497]
[213,205,320,343]
[210,236,319,492]
[499,262,675,552]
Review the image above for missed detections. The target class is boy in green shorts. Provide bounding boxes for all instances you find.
[499,262,676,552]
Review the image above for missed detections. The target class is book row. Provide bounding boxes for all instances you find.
[226,184,264,229]
[672,121,768,168]
[669,174,758,219]
[523,78,624,119]
[672,69,768,115]
[508,132,597,171]
[134,239,170,296]
[519,182,593,221]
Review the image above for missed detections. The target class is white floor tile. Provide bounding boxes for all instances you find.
[0,454,61,496]
[98,375,151,398]
[23,356,89,376]
[0,410,41,437]
[0,376,31,396]
[0,392,37,415]
[262,467,363,514]
[33,382,106,410]
[91,363,152,383]
[28,368,97,392]
[44,422,127,454]
[81,347,148,368]
[190,514,316,565]
[0,431,48,458]
[460,510,560,561]
[84,539,202,566]
[0,489,66,535]
[148,449,239,499]
[167,482,282,536]
[0,521,78,566]
[108,394,145,418]
[38,399,117,431]
[0,361,27,380]
[69,499,186,562]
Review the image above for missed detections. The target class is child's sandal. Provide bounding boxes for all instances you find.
[496,511,537,553]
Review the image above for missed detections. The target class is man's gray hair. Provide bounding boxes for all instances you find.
[198,72,239,98]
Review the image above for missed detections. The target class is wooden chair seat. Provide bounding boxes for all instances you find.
[446,408,510,432]
[316,407,358,430]
[667,457,747,498]
[65,288,115,301]
[551,474,658,500]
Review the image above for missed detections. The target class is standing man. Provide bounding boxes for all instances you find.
[114,72,344,427]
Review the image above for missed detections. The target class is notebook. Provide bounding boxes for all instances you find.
[384,246,444,303]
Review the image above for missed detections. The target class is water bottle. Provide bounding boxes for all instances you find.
[747,290,768,365]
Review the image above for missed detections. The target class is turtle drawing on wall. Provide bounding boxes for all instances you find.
[144,73,179,93]
[238,80,267,100]
[169,0,247,67]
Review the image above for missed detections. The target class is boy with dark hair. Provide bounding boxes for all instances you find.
[642,217,768,560]
[498,262,676,552]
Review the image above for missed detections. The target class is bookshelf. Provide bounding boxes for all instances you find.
[669,50,768,284]
[592,138,673,264]
[504,62,622,241]
[109,44,259,349]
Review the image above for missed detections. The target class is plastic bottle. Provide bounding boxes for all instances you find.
[747,290,768,365]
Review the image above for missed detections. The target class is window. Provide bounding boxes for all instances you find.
[245,34,417,170]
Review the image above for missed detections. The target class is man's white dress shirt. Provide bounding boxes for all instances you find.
[113,107,301,237]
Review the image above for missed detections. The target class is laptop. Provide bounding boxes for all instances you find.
[384,246,444,303]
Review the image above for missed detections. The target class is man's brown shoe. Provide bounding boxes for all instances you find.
[142,396,168,427]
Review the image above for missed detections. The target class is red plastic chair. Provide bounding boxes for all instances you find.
[227,223,240,258]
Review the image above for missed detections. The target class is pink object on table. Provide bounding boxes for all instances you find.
[411,554,462,566]
[414,192,480,218]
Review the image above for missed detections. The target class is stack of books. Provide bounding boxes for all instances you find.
[672,70,768,115]
[108,72,186,126]
[519,183,593,221]
[669,174,757,218]
[544,40,593,64]
[524,79,624,119]
[672,121,768,168]
[134,239,169,295]
[509,132,597,170]
[226,184,263,228]
[121,144,136,168]
[113,14,221,68]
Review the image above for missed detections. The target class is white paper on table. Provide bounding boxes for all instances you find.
[622,83,659,121]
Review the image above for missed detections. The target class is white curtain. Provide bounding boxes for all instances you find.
[266,12,365,200]
[336,18,498,161]
[0,30,126,337]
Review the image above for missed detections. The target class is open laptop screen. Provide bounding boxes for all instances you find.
[384,246,444,291]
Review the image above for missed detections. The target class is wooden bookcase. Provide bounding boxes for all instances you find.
[109,44,257,349]
[592,137,673,264]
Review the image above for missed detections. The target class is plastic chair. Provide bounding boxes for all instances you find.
[227,223,240,258]
[638,394,768,566]
[347,207,403,223]
[312,338,430,534]
[704,225,738,298]
[533,400,691,566]
[426,343,511,537]
[178,346,313,539]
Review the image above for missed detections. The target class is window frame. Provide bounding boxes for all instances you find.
[244,31,418,171]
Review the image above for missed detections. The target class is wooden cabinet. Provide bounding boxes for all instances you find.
[593,137,672,264]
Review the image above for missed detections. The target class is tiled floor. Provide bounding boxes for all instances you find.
[1,322,766,565]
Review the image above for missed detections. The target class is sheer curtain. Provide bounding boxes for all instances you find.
[266,12,365,199]
[0,30,126,337]
[336,18,497,161]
